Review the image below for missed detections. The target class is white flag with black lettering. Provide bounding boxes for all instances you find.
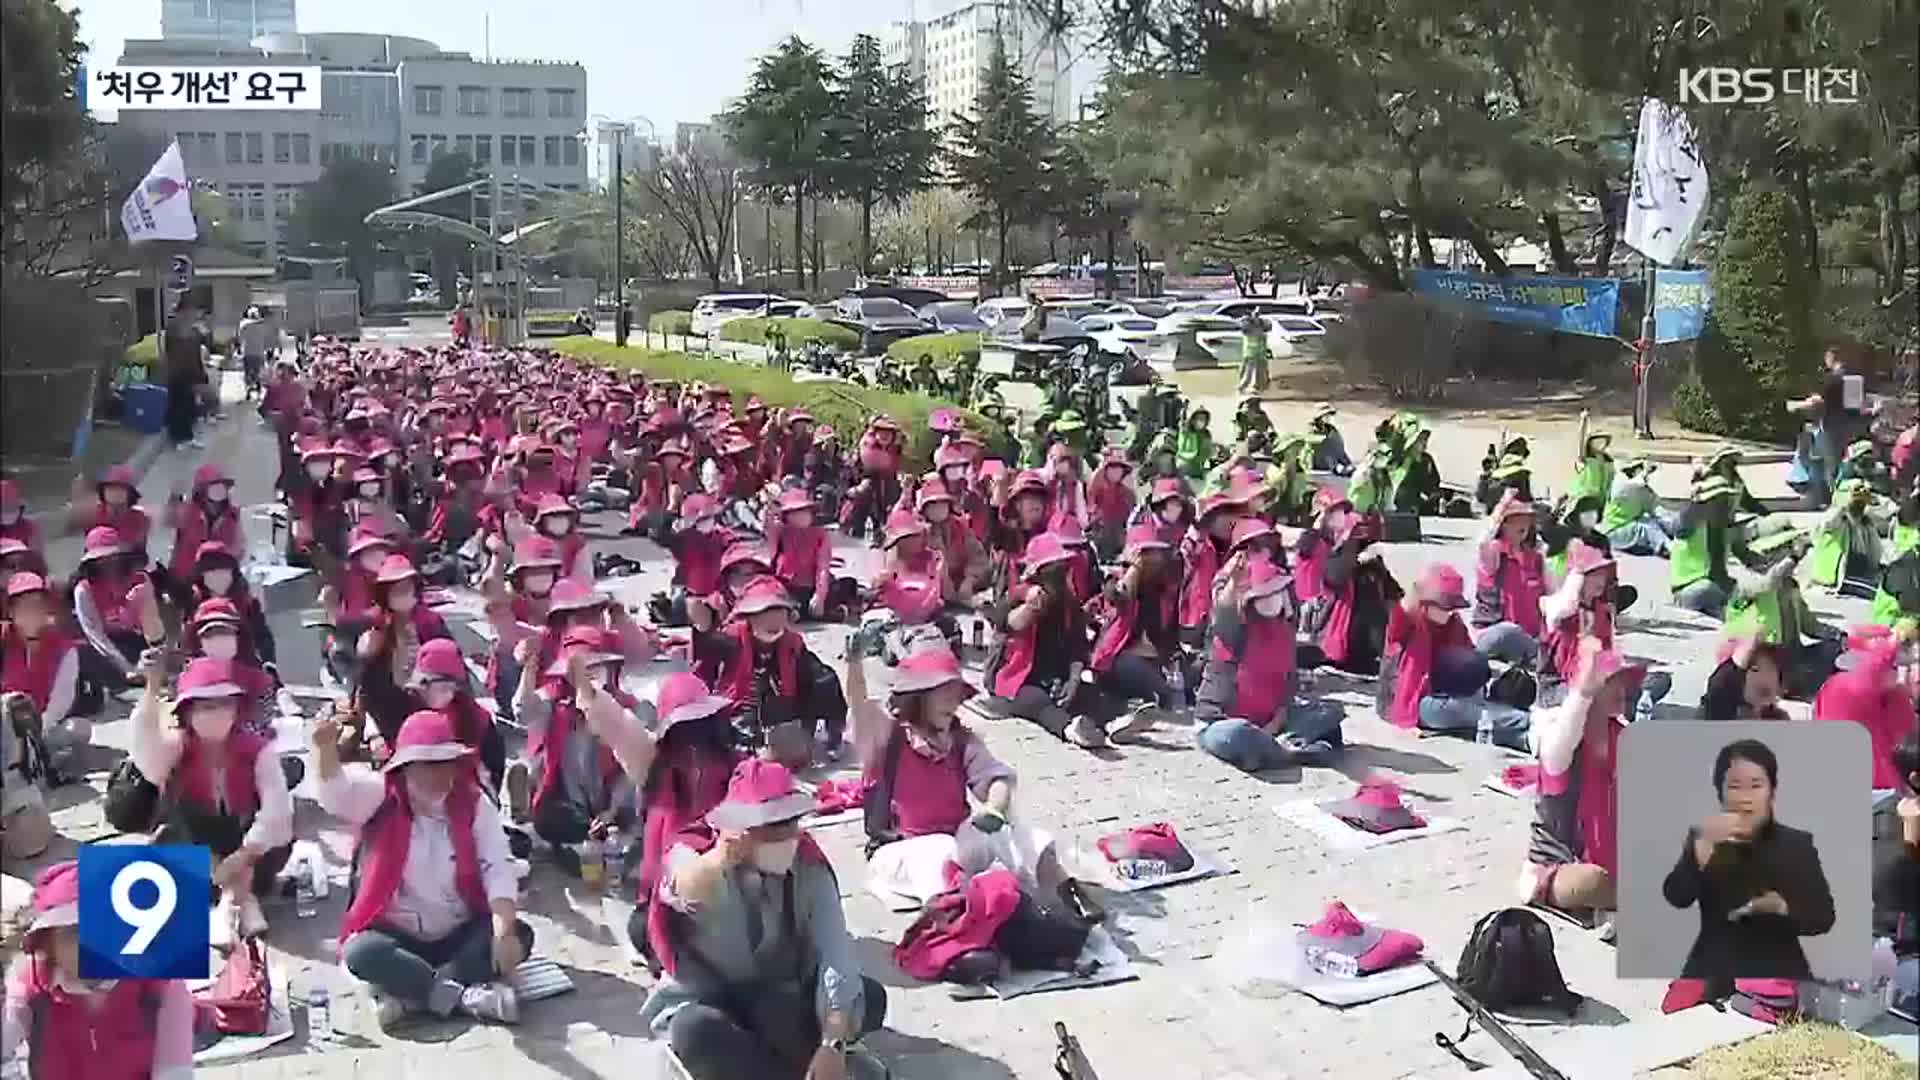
[120,141,199,244]
[1624,99,1709,267]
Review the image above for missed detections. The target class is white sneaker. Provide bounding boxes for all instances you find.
[237,893,269,938]
[1110,704,1169,743]
[373,992,416,1031]
[1066,715,1109,749]
[458,981,520,1024]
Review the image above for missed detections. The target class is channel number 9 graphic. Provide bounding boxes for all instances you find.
[78,845,212,980]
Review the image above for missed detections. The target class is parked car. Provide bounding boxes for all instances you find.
[1048,299,1122,322]
[919,302,989,333]
[987,314,1094,355]
[1174,296,1323,322]
[691,292,788,335]
[1081,313,1164,359]
[974,297,1030,329]
[1264,314,1328,359]
[1108,299,1175,319]
[1153,313,1245,369]
[846,284,951,310]
[763,300,809,319]
[828,297,933,354]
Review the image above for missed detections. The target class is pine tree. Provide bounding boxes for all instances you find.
[829,35,937,276]
[946,38,1056,287]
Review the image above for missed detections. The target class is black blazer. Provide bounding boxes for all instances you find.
[1664,820,1836,981]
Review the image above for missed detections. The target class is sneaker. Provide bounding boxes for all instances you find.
[1597,912,1617,944]
[1066,715,1109,749]
[237,893,269,938]
[1110,704,1170,743]
[504,761,531,823]
[373,992,416,1031]
[458,982,520,1024]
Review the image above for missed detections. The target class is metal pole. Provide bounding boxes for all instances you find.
[613,133,626,346]
[1635,260,1657,439]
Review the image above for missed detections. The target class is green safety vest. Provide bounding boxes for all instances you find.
[1241,333,1269,363]
[1566,457,1615,507]
[1670,522,1717,591]
[1893,523,1920,557]
[1350,458,1391,513]
[1600,480,1654,533]
[1869,586,1909,632]
[1723,588,1785,643]
[1176,429,1214,479]
[1809,520,1850,588]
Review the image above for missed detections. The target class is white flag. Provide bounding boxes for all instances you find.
[121,141,199,245]
[1624,98,1709,267]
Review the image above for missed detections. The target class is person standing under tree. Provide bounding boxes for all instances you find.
[1236,312,1270,395]
[162,301,210,448]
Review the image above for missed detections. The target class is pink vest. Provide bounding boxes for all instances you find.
[771,526,829,592]
[169,503,240,580]
[1090,581,1178,674]
[870,729,971,838]
[1222,616,1295,727]
[636,744,738,902]
[1476,541,1545,636]
[879,550,946,625]
[172,730,266,818]
[340,777,488,947]
[16,957,159,1079]
[1179,532,1225,629]
[1293,531,1330,604]
[2,629,74,711]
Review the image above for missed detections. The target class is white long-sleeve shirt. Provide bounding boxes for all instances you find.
[317,765,518,942]
[130,695,293,853]
[71,580,133,677]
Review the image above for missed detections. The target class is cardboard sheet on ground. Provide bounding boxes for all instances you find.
[192,953,295,1064]
[1073,842,1232,894]
[1270,800,1463,852]
[1292,959,1437,1007]
[988,927,1137,999]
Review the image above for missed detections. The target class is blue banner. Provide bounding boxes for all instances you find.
[1409,269,1621,338]
[1652,268,1712,343]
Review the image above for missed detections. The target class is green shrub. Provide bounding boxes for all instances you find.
[886,332,981,369]
[549,336,1005,468]
[648,310,693,336]
[719,317,859,351]
[1673,188,1818,441]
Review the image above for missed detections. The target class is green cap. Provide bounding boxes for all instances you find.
[1491,454,1531,481]
[1846,440,1876,461]
[1053,409,1087,433]
[1705,444,1741,468]
[1749,528,1807,556]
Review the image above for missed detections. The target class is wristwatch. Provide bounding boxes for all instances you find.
[821,1036,857,1053]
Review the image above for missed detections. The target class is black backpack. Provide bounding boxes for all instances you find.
[1455,908,1581,1015]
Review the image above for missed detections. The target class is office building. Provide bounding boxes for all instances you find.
[881,1,1072,124]
[674,121,724,155]
[161,0,297,45]
[591,121,661,185]
[114,32,588,259]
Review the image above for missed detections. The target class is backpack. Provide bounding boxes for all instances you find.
[1454,908,1581,1015]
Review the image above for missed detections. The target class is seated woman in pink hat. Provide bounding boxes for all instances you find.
[873,508,964,655]
[352,554,454,751]
[1380,564,1532,751]
[133,655,294,939]
[1083,523,1186,748]
[917,479,990,607]
[313,709,530,1030]
[2,573,88,781]
[978,533,1097,740]
[691,575,848,764]
[69,526,165,693]
[641,758,885,1080]
[846,637,1100,921]
[1195,556,1343,772]
[411,637,506,795]
[762,488,857,621]
[513,626,645,864]
[0,861,196,1079]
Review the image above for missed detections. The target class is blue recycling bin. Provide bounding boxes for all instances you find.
[122,382,169,434]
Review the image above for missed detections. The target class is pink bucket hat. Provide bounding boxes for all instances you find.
[889,644,976,697]
[732,575,795,616]
[546,578,607,615]
[410,638,468,685]
[382,709,475,772]
[1095,822,1193,870]
[23,861,81,947]
[653,672,733,733]
[1020,533,1075,578]
[176,657,248,704]
[1296,901,1426,975]
[78,526,126,564]
[1123,523,1171,558]
[706,758,814,832]
[1416,564,1470,610]
[1320,776,1426,831]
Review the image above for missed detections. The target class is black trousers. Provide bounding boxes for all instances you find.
[668,977,888,1080]
[165,375,200,444]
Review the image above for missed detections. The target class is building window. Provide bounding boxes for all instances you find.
[272,188,293,221]
[546,88,575,118]
[562,137,580,166]
[411,135,429,164]
[226,132,243,164]
[455,134,474,159]
[245,132,263,164]
[197,132,217,163]
[474,135,492,165]
[543,135,561,165]
[518,135,536,162]
[430,134,449,158]
[456,85,489,116]
[176,133,195,163]
[500,136,517,165]
[503,87,533,117]
[273,132,291,163]
[291,133,310,163]
[413,85,442,115]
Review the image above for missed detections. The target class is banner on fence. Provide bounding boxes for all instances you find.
[1652,268,1713,343]
[1408,269,1621,338]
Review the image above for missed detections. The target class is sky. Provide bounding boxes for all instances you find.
[64,0,973,130]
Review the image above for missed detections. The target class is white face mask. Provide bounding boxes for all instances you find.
[750,838,800,876]
[405,775,448,815]
[588,665,615,690]
[1253,594,1286,619]
[423,683,458,709]
[521,572,554,596]
[201,634,239,660]
[924,503,950,523]
[1575,510,1598,531]
[306,463,331,481]
[1424,604,1453,625]
[204,484,230,503]
[541,517,572,537]
[189,703,237,741]
[389,591,418,613]
[693,518,718,534]
[357,483,382,499]
[203,568,234,595]
[357,551,385,573]
[1159,504,1184,525]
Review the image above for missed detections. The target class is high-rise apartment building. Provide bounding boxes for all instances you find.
[881,1,1072,124]
[160,0,297,45]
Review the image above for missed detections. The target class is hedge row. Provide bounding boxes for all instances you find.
[548,336,1005,468]
[719,317,860,351]
[885,332,981,369]
[648,310,693,336]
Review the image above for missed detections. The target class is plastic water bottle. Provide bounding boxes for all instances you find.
[603,838,626,893]
[1475,708,1495,746]
[294,873,317,919]
[1303,945,1361,979]
[306,973,333,1044]
[1166,661,1185,700]
[579,837,604,891]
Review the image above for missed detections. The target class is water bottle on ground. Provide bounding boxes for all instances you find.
[1475,707,1495,746]
[1303,945,1360,979]
[579,837,604,891]
[295,873,317,919]
[306,970,333,1045]
[1166,660,1185,702]
[603,836,626,895]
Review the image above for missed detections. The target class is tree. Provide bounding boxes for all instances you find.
[282,158,397,287]
[189,187,248,254]
[1672,188,1818,440]
[946,37,1056,286]
[640,147,740,291]
[725,36,839,293]
[875,187,975,273]
[827,34,937,276]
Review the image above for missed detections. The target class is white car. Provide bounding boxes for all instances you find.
[1048,299,1122,322]
[1264,314,1329,359]
[974,297,1029,329]
[1080,313,1165,359]
[1153,312,1246,368]
[691,292,788,335]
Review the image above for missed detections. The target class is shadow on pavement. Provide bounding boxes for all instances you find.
[1336,742,1458,779]
[866,1028,1020,1079]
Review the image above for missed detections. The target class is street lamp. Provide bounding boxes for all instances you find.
[588,115,658,347]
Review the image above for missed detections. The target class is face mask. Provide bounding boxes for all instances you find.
[590,665,616,689]
[1159,504,1184,525]
[189,703,237,741]
[201,634,239,660]
[103,488,129,507]
[943,468,969,489]
[204,484,230,503]
[1424,604,1452,625]
[203,568,234,595]
[405,775,448,815]
[1575,511,1598,531]
[383,454,401,468]
[357,551,385,573]
[750,838,800,876]
[522,572,554,596]
[1253,594,1286,619]
[560,436,578,450]
[424,683,458,709]
[388,591,417,614]
[541,517,572,537]
[924,503,950,523]
[694,518,717,534]
[358,483,382,499]
[306,463,330,481]
[11,612,49,639]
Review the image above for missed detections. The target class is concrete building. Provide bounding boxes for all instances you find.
[881,1,1072,124]
[674,121,723,155]
[590,120,660,186]
[112,32,587,260]
[161,0,297,45]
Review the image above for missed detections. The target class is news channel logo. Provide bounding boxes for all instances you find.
[77,845,212,980]
[1678,67,1862,105]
